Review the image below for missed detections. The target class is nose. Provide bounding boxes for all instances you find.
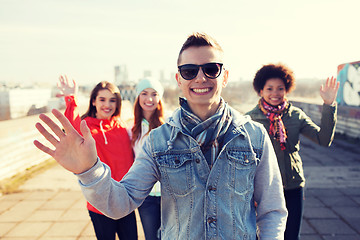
[194,67,207,83]
[104,100,110,107]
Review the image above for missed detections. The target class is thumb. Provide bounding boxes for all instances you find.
[80,120,92,139]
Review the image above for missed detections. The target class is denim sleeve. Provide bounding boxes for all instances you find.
[76,138,160,220]
[254,128,288,239]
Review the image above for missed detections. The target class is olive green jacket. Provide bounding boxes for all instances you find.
[246,102,337,190]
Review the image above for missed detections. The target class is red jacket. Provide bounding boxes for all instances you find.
[64,96,134,214]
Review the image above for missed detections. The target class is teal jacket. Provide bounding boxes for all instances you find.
[246,102,337,190]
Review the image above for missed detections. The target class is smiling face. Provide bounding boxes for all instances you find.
[175,46,228,120]
[139,88,160,115]
[260,78,287,106]
[92,89,117,120]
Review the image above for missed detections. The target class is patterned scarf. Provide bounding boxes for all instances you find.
[259,98,288,150]
[179,97,232,168]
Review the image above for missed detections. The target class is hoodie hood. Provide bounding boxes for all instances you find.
[85,117,124,145]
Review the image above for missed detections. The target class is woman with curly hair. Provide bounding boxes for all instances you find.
[246,63,339,240]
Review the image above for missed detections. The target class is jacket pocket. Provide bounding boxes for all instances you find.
[156,152,195,196]
[289,152,305,186]
[227,150,256,194]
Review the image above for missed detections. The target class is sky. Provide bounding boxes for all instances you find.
[1,0,359,86]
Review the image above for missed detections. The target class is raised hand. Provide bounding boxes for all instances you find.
[34,109,98,174]
[320,76,340,105]
[56,75,78,98]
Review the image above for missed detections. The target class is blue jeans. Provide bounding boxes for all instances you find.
[138,195,161,240]
[89,210,137,240]
[284,187,304,240]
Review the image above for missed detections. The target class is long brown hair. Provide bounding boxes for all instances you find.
[81,81,122,120]
[131,96,164,146]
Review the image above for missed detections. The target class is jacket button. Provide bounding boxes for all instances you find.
[207,217,217,223]
[208,186,217,191]
[195,159,200,163]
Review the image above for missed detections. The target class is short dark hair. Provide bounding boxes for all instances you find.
[253,63,296,94]
[177,32,223,65]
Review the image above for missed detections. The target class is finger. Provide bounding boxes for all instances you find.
[80,120,91,139]
[335,80,340,91]
[55,93,64,98]
[34,140,55,157]
[72,78,77,89]
[325,77,335,89]
[39,112,66,139]
[52,109,81,137]
[331,77,337,88]
[327,76,333,88]
[64,75,70,87]
[59,75,66,86]
[325,77,331,88]
[35,122,60,146]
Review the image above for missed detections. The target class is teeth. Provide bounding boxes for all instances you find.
[193,88,210,93]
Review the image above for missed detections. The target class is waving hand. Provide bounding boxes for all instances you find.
[56,75,78,98]
[34,109,98,174]
[320,77,340,105]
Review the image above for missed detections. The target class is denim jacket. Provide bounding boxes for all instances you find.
[77,106,287,240]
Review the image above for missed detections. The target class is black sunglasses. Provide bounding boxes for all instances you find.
[178,62,224,80]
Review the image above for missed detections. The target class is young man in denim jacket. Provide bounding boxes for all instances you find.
[35,32,287,239]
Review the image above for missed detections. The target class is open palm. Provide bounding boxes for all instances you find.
[34,109,98,174]
[320,76,340,105]
[56,75,78,98]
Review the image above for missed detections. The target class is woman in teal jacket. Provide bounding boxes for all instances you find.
[246,63,339,240]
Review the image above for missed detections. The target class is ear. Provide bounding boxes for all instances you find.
[222,69,229,88]
[175,72,181,87]
[259,89,264,97]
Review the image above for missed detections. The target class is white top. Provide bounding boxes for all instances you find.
[132,119,161,196]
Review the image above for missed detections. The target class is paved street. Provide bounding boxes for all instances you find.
[0,135,359,239]
[299,136,360,240]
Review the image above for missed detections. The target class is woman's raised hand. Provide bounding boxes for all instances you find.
[56,75,78,98]
[320,76,340,105]
[34,109,98,174]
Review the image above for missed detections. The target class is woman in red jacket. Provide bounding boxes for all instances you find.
[57,75,137,240]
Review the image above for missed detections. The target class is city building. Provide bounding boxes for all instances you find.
[0,88,56,120]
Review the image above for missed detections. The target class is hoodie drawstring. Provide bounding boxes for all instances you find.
[99,120,108,145]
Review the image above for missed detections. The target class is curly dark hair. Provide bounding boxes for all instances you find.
[253,63,296,95]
